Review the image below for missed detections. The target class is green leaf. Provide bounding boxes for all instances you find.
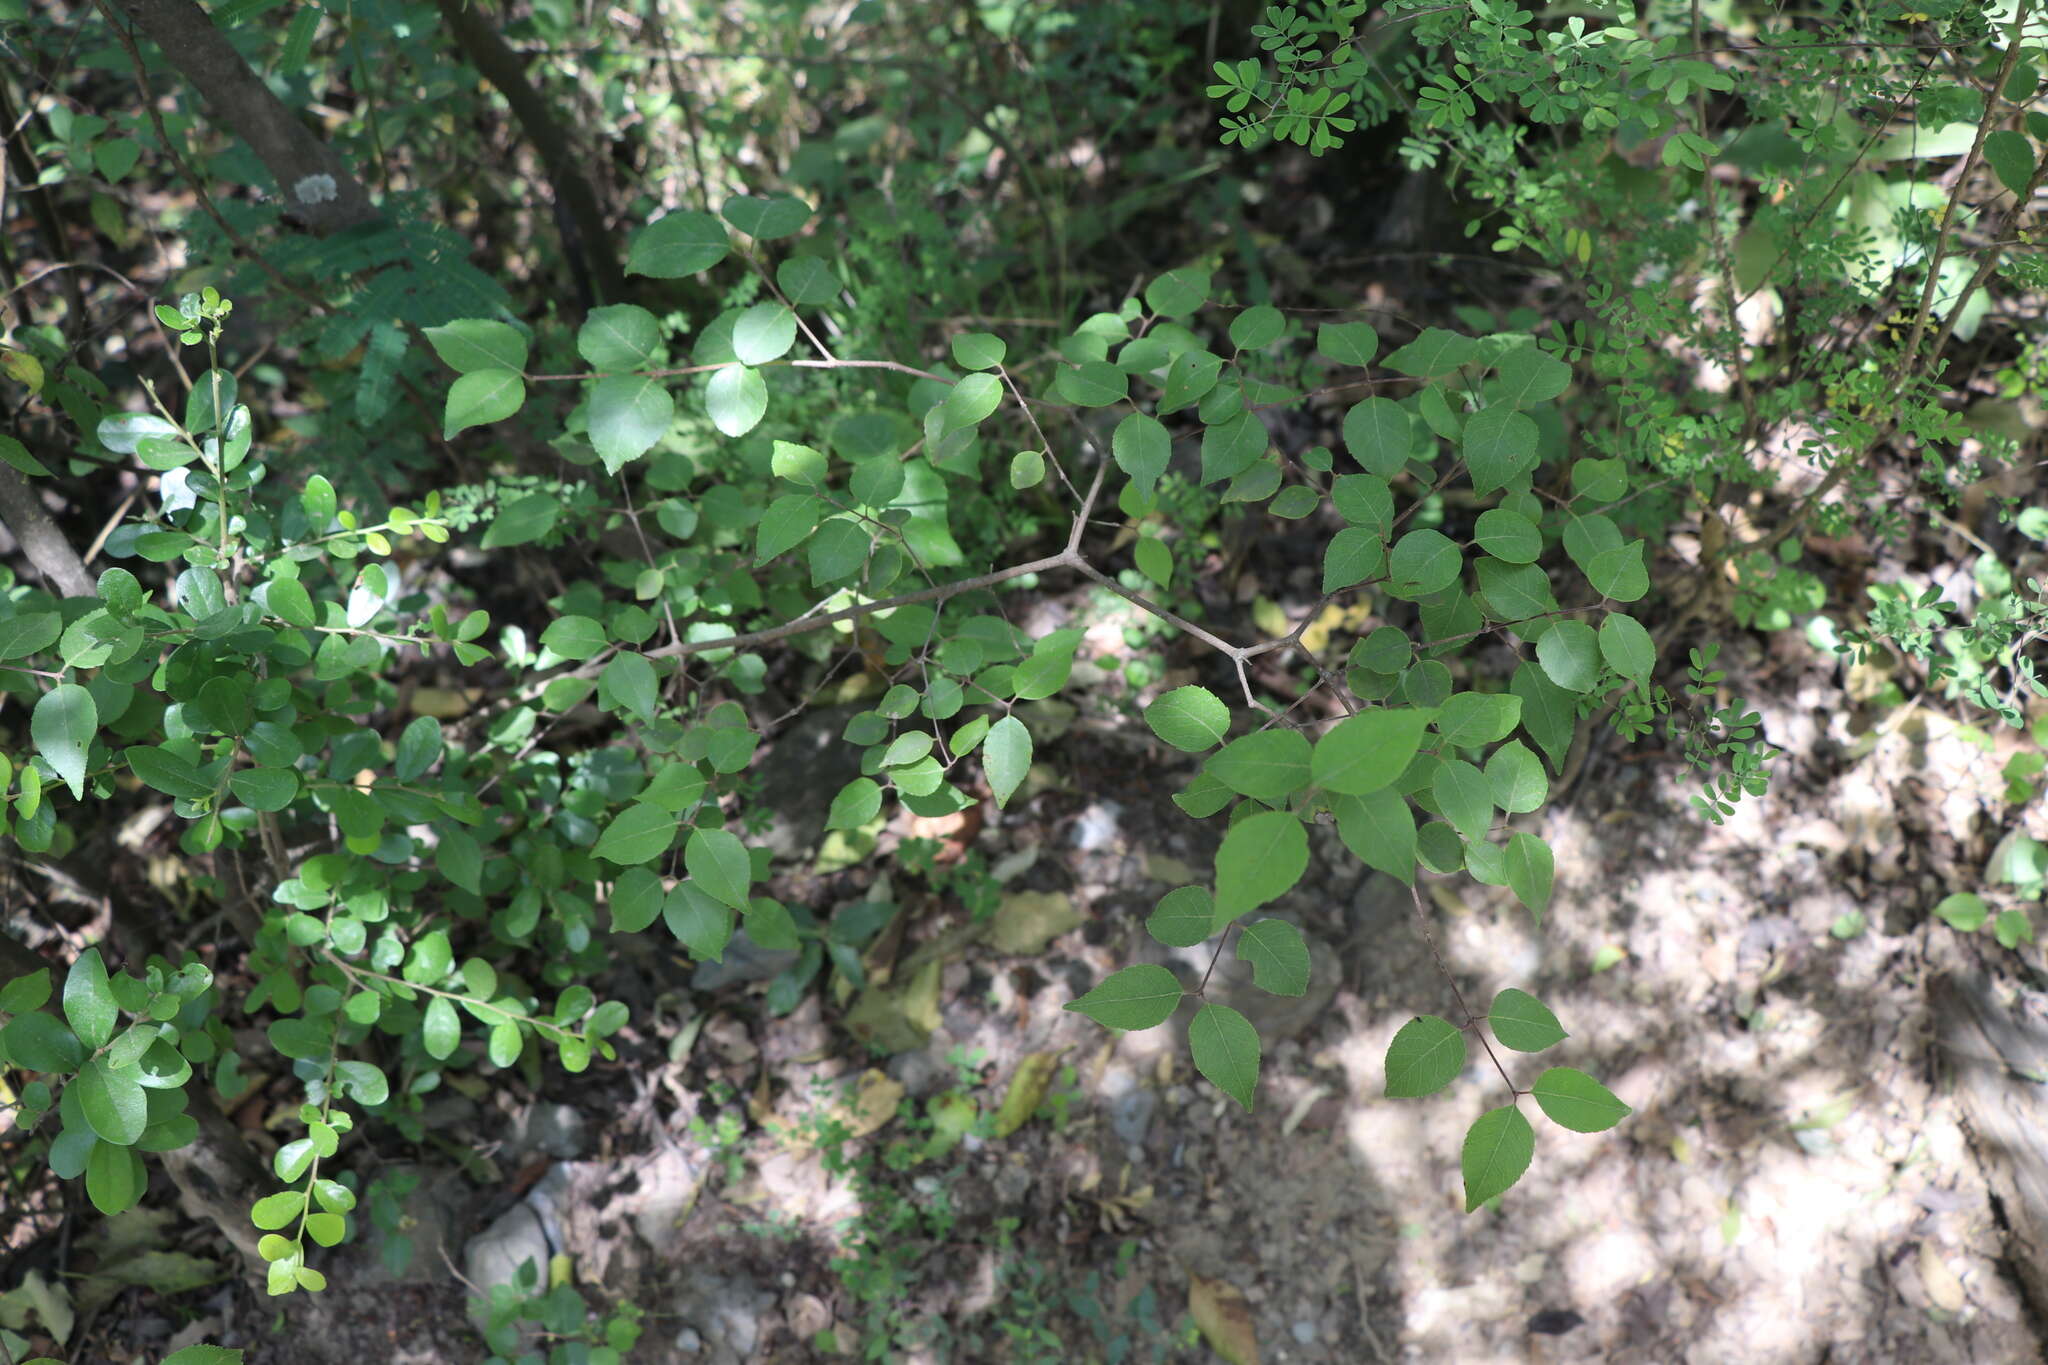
[1933,892,1988,931]
[1388,529,1461,597]
[937,373,1002,437]
[777,255,840,305]
[1435,692,1522,748]
[1335,480,1400,532]
[1235,919,1309,997]
[33,683,96,801]
[481,491,558,550]
[1483,740,1546,813]
[1334,787,1416,882]
[1510,662,1575,771]
[1213,810,1308,919]
[76,1056,147,1145]
[435,827,483,894]
[592,802,676,865]
[1531,1066,1631,1132]
[1188,1002,1260,1111]
[1205,730,1310,802]
[1,1010,83,1072]
[1587,542,1649,602]
[1228,304,1283,351]
[607,867,664,933]
[983,715,1031,810]
[1312,707,1433,795]
[96,568,144,616]
[402,928,452,986]
[1432,759,1493,843]
[664,882,733,961]
[86,1141,145,1215]
[299,472,338,527]
[755,493,821,564]
[733,302,797,365]
[576,303,661,370]
[229,767,299,812]
[1009,450,1045,489]
[705,364,768,437]
[1384,1014,1466,1097]
[1599,612,1655,680]
[771,439,827,487]
[0,967,50,1015]
[1536,620,1600,692]
[442,369,525,438]
[1144,267,1211,317]
[0,612,60,659]
[252,1190,308,1230]
[394,715,444,782]
[98,411,179,456]
[804,518,869,585]
[1571,457,1627,502]
[1489,988,1567,1052]
[601,651,659,722]
[1491,345,1571,407]
[1505,831,1554,923]
[686,828,750,909]
[421,319,528,375]
[262,578,315,629]
[1146,686,1230,752]
[1461,406,1539,495]
[63,947,117,1050]
[0,434,52,477]
[952,332,1006,369]
[1316,321,1378,367]
[1200,412,1266,484]
[1462,1104,1535,1210]
[627,211,729,275]
[1982,130,2036,195]
[1056,360,1128,407]
[1475,558,1556,622]
[721,194,811,238]
[1271,485,1320,518]
[588,374,674,472]
[422,997,460,1060]
[488,1020,522,1067]
[1147,886,1214,948]
[1113,412,1170,489]
[1160,349,1221,411]
[334,1059,389,1105]
[827,778,883,831]
[1135,535,1171,587]
[1384,328,1477,378]
[539,615,607,662]
[1341,397,1411,476]
[1474,508,1540,564]
[1322,527,1387,593]
[1064,964,1184,1031]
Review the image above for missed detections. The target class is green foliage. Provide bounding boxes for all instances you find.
[4,6,2047,1344]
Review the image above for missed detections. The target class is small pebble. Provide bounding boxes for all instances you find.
[1292,1320,1317,1344]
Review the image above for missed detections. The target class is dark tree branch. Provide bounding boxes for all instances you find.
[0,464,94,598]
[107,0,381,235]
[430,0,626,305]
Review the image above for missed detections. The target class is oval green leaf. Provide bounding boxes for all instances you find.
[1384,1014,1466,1098]
[1064,963,1184,1031]
[1531,1066,1632,1132]
[1189,1002,1261,1111]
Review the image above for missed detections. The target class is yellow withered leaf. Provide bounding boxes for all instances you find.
[1189,1271,1259,1365]
[991,1050,1065,1138]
